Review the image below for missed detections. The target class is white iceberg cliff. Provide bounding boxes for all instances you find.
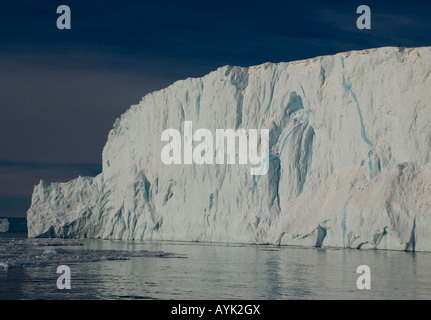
[27,47,431,251]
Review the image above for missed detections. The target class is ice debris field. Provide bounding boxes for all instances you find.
[0,238,176,271]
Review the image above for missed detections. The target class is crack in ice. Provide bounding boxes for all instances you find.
[341,57,376,179]
[342,201,348,247]
[249,110,312,191]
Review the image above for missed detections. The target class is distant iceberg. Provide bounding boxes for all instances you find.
[0,219,9,232]
[27,47,431,252]
[0,218,27,232]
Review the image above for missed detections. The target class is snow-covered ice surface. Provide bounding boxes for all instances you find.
[0,219,9,233]
[27,47,431,251]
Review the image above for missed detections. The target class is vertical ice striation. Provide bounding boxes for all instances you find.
[341,201,348,247]
[341,57,375,179]
[27,47,431,252]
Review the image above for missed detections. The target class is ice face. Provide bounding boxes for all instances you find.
[27,47,431,251]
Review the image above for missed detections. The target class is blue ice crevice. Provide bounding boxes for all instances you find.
[249,122,302,191]
[249,91,313,191]
[341,201,348,247]
[341,57,380,179]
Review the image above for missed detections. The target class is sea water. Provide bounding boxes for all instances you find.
[1,232,431,300]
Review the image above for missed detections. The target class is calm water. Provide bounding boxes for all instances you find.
[1,232,431,300]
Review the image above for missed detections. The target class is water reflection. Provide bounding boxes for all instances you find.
[265,254,282,299]
[1,235,431,300]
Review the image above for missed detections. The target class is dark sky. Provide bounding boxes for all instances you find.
[1,0,430,217]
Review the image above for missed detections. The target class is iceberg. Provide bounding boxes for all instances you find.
[0,219,10,232]
[27,47,431,251]
[0,218,27,232]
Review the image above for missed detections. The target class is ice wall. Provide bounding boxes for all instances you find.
[27,47,431,251]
